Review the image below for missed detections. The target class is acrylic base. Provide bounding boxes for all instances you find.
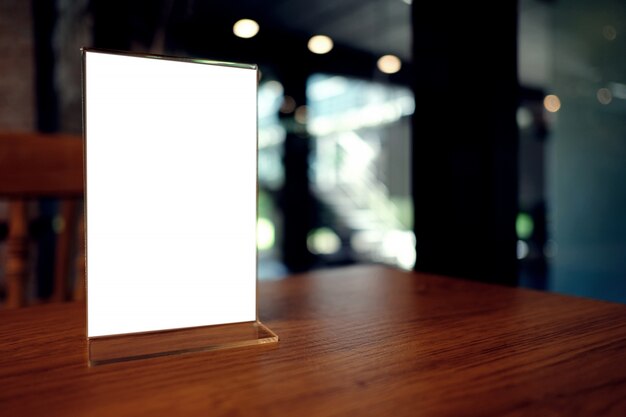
[88,321,278,366]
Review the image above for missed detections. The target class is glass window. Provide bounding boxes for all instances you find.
[307,74,415,269]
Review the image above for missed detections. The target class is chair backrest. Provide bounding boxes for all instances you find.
[0,132,84,308]
[0,132,84,196]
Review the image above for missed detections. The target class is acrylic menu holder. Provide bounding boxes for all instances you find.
[82,48,277,366]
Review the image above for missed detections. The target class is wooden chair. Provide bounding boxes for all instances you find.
[0,132,85,308]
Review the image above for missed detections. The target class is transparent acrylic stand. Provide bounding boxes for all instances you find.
[88,320,278,366]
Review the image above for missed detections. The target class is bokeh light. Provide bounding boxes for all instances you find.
[543,94,561,113]
[597,88,612,105]
[377,55,402,74]
[233,19,259,39]
[307,228,341,255]
[308,35,334,54]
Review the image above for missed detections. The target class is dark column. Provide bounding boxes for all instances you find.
[32,0,58,133]
[411,3,519,285]
[32,0,60,298]
[278,70,316,273]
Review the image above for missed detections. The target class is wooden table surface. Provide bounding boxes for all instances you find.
[1,265,626,416]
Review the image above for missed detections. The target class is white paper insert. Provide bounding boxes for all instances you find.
[84,51,257,337]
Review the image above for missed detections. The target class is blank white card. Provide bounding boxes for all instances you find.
[84,50,257,337]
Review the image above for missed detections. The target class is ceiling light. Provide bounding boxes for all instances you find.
[308,35,334,54]
[233,19,259,39]
[377,55,402,74]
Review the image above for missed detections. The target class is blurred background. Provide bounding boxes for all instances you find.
[1,0,625,306]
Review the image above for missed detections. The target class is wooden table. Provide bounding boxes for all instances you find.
[2,265,626,416]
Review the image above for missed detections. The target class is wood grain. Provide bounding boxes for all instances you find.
[1,265,625,416]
